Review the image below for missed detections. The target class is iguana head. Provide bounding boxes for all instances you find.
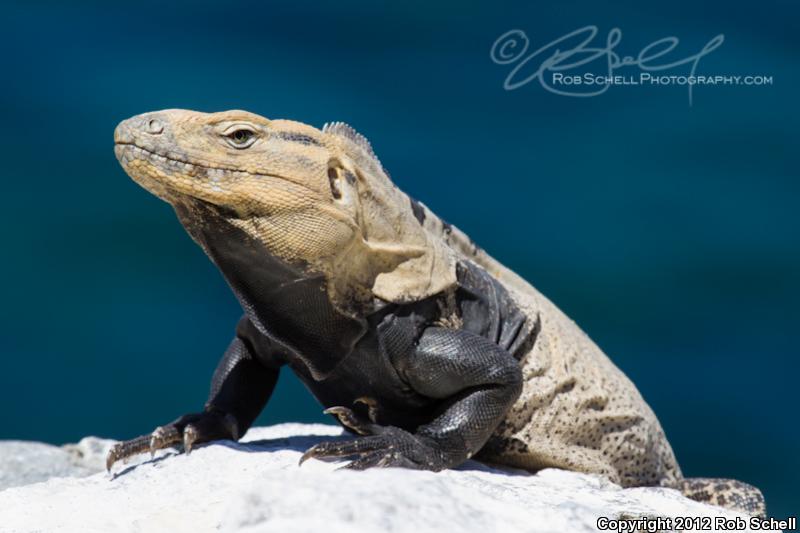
[114,109,456,312]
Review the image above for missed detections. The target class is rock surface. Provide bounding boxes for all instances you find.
[0,424,755,533]
[0,436,114,491]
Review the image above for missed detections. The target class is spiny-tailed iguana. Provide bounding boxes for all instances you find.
[108,109,765,517]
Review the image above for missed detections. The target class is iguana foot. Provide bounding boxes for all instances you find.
[106,410,238,472]
[299,424,447,471]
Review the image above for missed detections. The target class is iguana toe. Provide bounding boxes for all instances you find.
[150,425,181,457]
[106,434,152,472]
[353,396,381,424]
[339,449,418,470]
[322,406,376,435]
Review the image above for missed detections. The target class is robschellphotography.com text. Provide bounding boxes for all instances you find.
[490,25,775,104]
[596,515,797,532]
[551,72,773,88]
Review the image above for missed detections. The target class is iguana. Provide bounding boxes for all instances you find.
[109,109,765,517]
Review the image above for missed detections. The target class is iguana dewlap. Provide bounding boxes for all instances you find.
[109,109,765,517]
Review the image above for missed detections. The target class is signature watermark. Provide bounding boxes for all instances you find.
[490,26,773,105]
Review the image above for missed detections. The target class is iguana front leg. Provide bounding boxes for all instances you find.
[300,326,523,470]
[107,318,280,471]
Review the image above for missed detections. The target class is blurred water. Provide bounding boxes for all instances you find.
[0,0,796,517]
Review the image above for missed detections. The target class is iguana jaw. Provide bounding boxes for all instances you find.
[113,141,322,211]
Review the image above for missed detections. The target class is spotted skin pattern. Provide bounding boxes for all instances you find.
[108,109,765,518]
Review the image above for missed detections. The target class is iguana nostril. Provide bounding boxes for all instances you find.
[147,119,164,135]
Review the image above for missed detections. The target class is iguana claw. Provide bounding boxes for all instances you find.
[183,425,199,454]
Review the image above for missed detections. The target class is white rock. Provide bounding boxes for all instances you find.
[0,441,88,490]
[62,436,117,473]
[0,436,114,490]
[0,423,755,533]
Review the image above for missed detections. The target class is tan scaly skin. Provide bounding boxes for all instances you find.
[108,109,766,518]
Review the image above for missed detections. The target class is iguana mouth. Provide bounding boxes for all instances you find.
[114,142,316,192]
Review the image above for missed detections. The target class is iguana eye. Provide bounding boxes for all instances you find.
[225,128,257,149]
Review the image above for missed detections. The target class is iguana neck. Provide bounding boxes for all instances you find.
[173,199,367,380]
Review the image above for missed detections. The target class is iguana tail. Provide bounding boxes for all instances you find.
[680,477,766,518]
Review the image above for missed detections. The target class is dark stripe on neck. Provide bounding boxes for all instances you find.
[274,131,322,146]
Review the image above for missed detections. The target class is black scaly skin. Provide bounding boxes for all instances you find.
[107,200,536,472]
